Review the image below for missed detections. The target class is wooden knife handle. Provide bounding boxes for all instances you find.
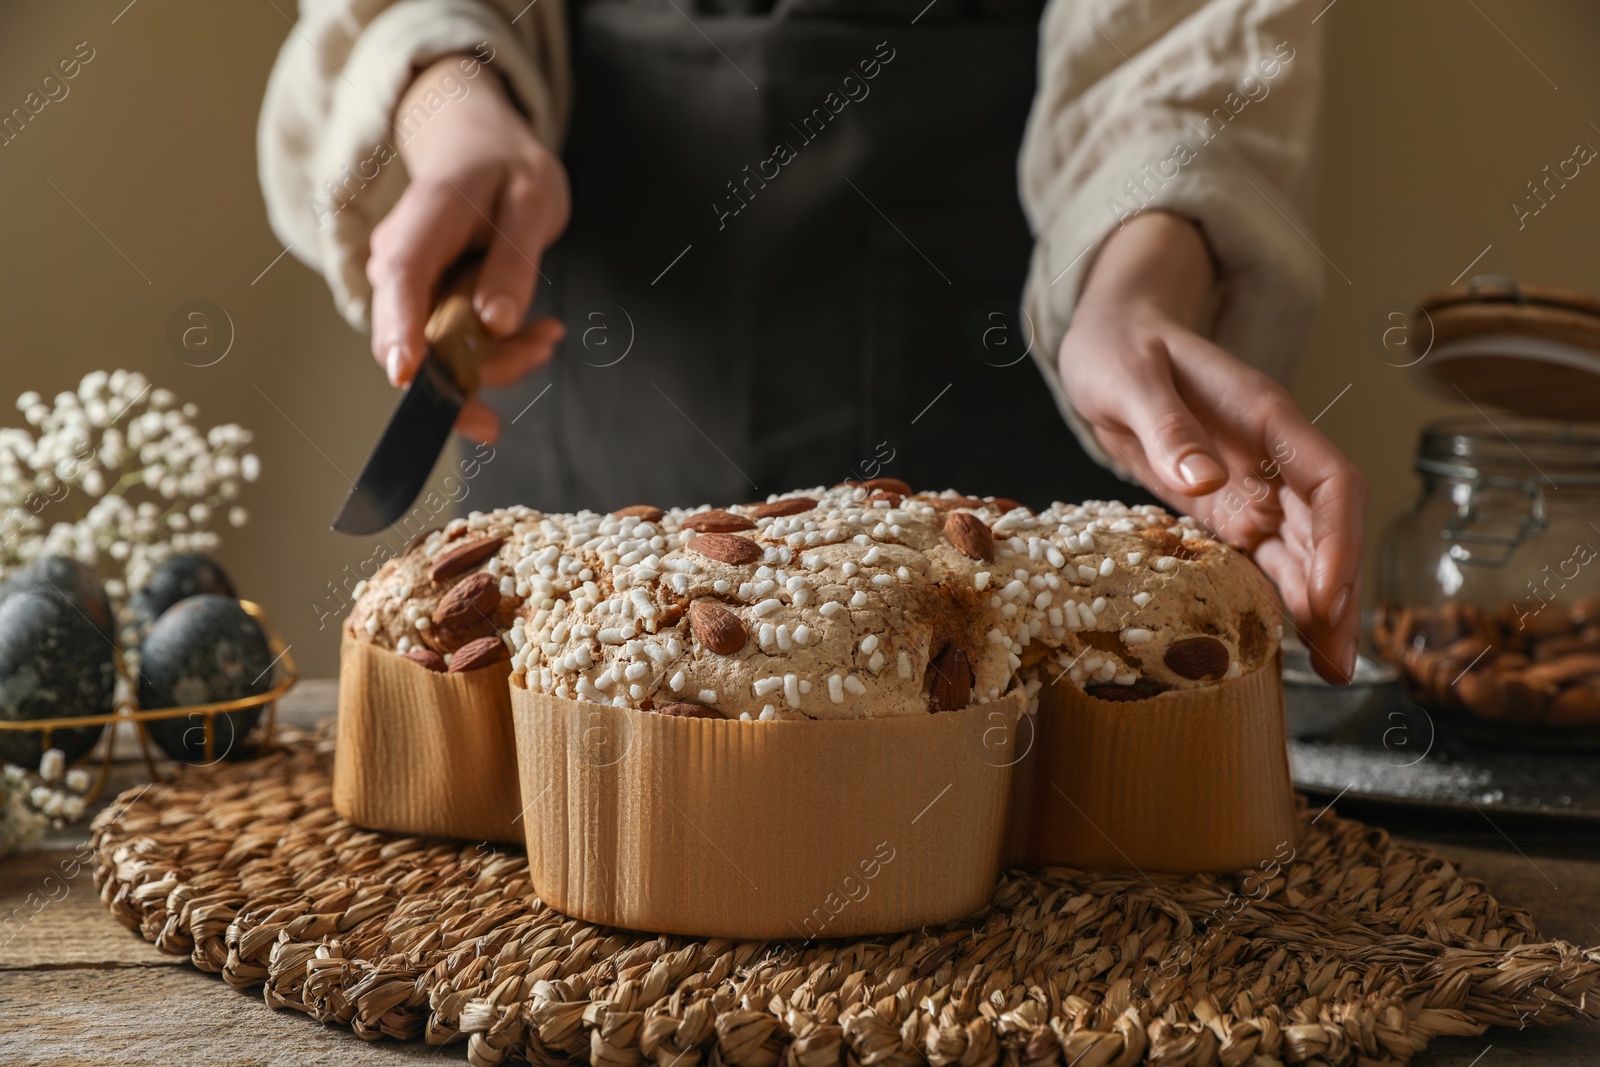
[423,255,491,398]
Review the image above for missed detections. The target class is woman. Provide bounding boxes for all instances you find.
[258,0,1363,682]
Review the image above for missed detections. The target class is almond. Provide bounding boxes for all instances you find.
[659,702,724,719]
[402,648,447,672]
[425,572,502,652]
[682,509,756,533]
[689,532,763,566]
[690,601,747,655]
[868,489,904,506]
[862,477,912,496]
[1547,683,1600,726]
[927,645,972,713]
[988,497,1025,514]
[1454,670,1501,717]
[747,496,817,519]
[920,495,986,511]
[447,635,508,673]
[425,614,498,654]
[1164,636,1230,681]
[433,572,502,628]
[1499,676,1547,718]
[613,504,665,523]
[944,512,994,562]
[1522,653,1600,689]
[428,535,505,581]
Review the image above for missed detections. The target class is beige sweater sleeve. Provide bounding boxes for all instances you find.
[257,0,570,328]
[1019,0,1324,470]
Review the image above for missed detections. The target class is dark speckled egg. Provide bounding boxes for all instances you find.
[129,554,237,632]
[0,590,114,767]
[0,555,115,640]
[138,595,272,764]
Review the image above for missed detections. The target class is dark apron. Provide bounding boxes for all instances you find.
[479,0,1152,512]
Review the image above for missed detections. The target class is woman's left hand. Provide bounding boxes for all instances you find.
[1057,211,1366,683]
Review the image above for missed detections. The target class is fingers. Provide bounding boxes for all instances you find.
[1113,338,1229,498]
[1253,537,1347,683]
[367,180,482,387]
[478,317,565,388]
[1064,314,1367,683]
[454,399,501,444]
[1164,329,1366,681]
[473,175,557,337]
[1261,394,1368,682]
[453,319,564,442]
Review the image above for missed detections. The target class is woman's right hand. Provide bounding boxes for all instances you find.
[368,55,570,443]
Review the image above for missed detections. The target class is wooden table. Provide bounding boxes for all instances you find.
[3,681,1597,1066]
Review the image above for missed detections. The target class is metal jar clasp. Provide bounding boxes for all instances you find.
[1442,474,1547,566]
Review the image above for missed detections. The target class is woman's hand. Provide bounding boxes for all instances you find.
[1058,211,1366,683]
[367,55,571,443]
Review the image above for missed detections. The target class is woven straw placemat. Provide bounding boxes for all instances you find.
[90,735,1598,1066]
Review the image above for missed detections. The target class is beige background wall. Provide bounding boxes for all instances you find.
[1,0,1596,677]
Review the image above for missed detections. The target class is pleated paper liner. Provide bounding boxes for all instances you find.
[334,631,522,844]
[1011,657,1297,873]
[509,681,1025,939]
[91,736,1600,1067]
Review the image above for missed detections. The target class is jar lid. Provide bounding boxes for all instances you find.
[1411,276,1600,421]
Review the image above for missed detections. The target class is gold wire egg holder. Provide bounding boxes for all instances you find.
[0,600,296,803]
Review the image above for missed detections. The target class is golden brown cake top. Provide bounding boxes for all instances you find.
[346,484,1282,719]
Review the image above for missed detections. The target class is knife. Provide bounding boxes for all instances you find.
[332,260,493,535]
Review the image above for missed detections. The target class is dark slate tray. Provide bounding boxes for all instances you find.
[1288,689,1600,833]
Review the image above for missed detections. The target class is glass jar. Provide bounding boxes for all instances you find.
[1376,417,1600,748]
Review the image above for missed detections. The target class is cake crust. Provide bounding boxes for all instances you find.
[345,488,1283,719]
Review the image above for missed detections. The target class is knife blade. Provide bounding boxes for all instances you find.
[332,261,490,535]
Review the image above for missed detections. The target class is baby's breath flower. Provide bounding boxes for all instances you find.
[0,372,260,848]
[38,748,65,783]
[1,373,260,719]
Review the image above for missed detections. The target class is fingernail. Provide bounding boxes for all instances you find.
[1330,584,1352,627]
[1178,452,1226,487]
[479,294,518,334]
[1342,641,1359,681]
[385,345,406,387]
